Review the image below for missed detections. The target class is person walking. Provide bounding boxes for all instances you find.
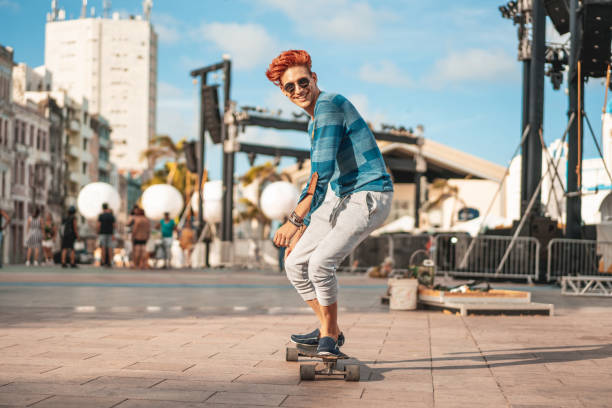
[25,207,44,266]
[41,212,56,265]
[0,209,11,268]
[159,212,176,268]
[267,50,394,357]
[179,220,195,268]
[131,207,150,269]
[97,203,116,267]
[61,206,79,268]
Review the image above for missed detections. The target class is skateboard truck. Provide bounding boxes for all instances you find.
[286,346,360,381]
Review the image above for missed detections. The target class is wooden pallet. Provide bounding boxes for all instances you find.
[417,285,553,316]
[419,299,554,316]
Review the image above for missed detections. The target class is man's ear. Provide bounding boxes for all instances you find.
[312,72,317,84]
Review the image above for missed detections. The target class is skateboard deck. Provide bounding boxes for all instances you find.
[294,344,349,360]
[286,344,359,381]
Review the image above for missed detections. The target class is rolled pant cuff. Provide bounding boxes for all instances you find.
[299,292,318,302]
[317,297,337,307]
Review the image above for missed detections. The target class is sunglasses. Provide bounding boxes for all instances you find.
[283,77,310,95]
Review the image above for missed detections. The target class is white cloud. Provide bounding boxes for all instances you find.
[427,48,518,85]
[156,82,198,140]
[358,60,412,87]
[195,22,279,70]
[0,0,18,11]
[258,0,395,42]
[153,13,181,44]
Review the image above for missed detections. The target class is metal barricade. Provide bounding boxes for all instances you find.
[547,238,612,282]
[389,234,432,269]
[337,233,435,273]
[339,235,391,272]
[434,234,539,281]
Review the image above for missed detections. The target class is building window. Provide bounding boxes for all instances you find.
[42,132,46,151]
[29,125,34,146]
[82,162,87,174]
[1,170,4,198]
[0,118,3,145]
[20,160,25,185]
[36,130,40,150]
[14,120,18,146]
[83,138,88,151]
[20,122,25,144]
[3,120,7,146]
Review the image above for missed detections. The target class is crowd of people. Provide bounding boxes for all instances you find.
[0,203,197,269]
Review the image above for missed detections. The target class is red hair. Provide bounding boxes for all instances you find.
[265,50,312,87]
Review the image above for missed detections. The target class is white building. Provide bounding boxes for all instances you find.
[44,2,157,171]
[0,44,14,266]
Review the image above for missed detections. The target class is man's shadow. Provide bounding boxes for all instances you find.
[337,343,612,382]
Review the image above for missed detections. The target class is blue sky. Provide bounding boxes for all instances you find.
[0,0,609,180]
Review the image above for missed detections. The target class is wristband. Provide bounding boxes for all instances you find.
[288,211,304,227]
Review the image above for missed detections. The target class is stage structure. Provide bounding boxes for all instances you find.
[499,0,612,240]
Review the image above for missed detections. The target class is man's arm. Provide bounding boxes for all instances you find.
[273,101,344,247]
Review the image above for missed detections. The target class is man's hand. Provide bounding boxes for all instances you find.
[285,225,306,261]
[273,222,298,247]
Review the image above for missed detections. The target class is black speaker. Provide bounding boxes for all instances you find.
[582,0,612,77]
[202,85,222,144]
[544,0,570,34]
[184,141,198,173]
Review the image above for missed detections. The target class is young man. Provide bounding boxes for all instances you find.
[159,212,176,268]
[266,50,394,356]
[97,203,116,267]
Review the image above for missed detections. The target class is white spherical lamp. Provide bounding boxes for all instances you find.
[77,182,120,220]
[190,180,223,223]
[203,199,223,223]
[141,184,184,220]
[260,181,299,220]
[190,180,224,209]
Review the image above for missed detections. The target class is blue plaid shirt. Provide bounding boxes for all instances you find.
[298,92,393,226]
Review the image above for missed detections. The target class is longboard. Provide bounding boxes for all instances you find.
[286,344,360,381]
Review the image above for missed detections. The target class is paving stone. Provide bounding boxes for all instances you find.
[206,391,286,406]
[232,372,300,385]
[123,362,194,372]
[115,400,207,408]
[0,392,52,406]
[28,395,126,407]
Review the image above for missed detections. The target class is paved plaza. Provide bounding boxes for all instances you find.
[0,265,610,407]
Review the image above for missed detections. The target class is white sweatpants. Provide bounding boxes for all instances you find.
[285,190,393,306]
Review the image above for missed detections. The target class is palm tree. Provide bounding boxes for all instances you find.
[140,135,186,170]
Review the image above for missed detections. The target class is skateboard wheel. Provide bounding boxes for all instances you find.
[286,347,299,362]
[345,364,360,381]
[300,364,316,381]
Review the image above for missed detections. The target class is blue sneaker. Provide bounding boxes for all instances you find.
[316,336,342,357]
[291,329,345,347]
[291,328,320,346]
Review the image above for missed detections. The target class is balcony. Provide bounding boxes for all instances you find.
[69,119,81,133]
[69,171,90,186]
[98,136,110,149]
[68,144,81,158]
